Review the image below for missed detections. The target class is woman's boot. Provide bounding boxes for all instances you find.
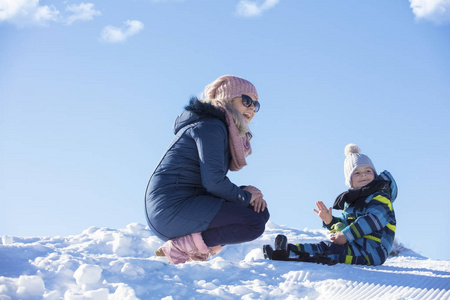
[158,232,211,264]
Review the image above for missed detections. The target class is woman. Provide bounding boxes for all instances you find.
[145,75,269,264]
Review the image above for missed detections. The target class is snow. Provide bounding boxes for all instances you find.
[1,222,449,300]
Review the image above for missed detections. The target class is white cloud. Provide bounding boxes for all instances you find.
[235,0,279,17]
[0,0,59,26]
[0,1,102,27]
[65,3,101,25]
[409,0,450,25]
[100,20,144,43]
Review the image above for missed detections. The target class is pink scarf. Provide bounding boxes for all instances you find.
[224,111,252,171]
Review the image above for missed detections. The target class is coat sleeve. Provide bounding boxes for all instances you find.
[323,216,346,230]
[341,193,394,243]
[191,120,252,206]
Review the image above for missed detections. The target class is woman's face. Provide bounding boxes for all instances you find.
[232,95,258,124]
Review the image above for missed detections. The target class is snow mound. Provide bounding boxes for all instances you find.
[0,221,449,299]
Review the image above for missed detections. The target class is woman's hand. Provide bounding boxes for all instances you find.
[330,232,347,245]
[243,185,266,212]
[250,197,267,213]
[313,201,333,225]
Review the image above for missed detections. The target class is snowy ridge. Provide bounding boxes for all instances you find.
[0,221,449,299]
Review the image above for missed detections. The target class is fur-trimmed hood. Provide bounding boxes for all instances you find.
[173,97,228,134]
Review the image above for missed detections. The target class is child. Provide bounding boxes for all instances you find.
[264,144,397,266]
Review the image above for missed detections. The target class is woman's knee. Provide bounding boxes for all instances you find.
[249,212,269,239]
[255,208,270,229]
[261,207,270,222]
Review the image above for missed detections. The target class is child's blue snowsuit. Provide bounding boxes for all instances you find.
[290,171,397,266]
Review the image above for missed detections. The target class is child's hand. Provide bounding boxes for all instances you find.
[330,232,347,245]
[313,201,333,225]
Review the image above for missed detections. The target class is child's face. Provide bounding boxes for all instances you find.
[351,166,375,189]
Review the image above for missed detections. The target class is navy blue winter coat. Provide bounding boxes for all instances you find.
[145,98,253,241]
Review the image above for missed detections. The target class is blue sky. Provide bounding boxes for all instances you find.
[1,0,449,261]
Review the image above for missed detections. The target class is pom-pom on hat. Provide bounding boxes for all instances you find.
[344,144,377,188]
[203,75,258,101]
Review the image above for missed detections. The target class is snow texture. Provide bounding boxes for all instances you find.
[1,221,449,300]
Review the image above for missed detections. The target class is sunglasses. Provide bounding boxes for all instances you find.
[241,94,260,112]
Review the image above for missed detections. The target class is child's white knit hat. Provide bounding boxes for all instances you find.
[344,144,377,188]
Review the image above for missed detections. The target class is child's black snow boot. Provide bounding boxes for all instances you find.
[263,244,273,259]
[272,234,289,261]
[274,234,288,251]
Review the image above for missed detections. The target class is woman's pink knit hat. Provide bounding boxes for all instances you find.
[204,75,258,101]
